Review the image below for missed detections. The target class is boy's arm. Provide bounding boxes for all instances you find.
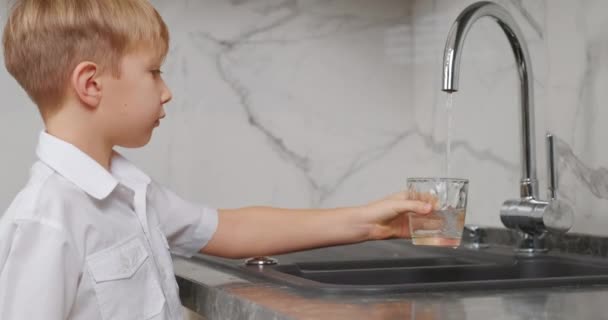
[0,221,79,320]
[201,192,431,259]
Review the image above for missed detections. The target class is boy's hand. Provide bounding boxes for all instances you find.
[358,191,434,240]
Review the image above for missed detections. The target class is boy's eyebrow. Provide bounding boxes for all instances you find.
[139,51,164,68]
[148,51,166,67]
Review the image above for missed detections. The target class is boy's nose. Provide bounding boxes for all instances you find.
[161,83,173,105]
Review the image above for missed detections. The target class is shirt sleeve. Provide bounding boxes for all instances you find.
[0,220,79,320]
[147,181,218,258]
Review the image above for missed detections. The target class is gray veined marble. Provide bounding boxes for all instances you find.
[557,137,608,201]
[508,0,544,39]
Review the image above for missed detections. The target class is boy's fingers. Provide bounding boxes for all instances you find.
[405,190,419,201]
[395,200,432,214]
[403,190,439,208]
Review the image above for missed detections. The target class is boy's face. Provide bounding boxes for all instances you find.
[100,49,172,148]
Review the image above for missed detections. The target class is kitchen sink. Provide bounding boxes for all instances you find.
[192,244,608,295]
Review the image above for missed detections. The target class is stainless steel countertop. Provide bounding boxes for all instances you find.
[175,240,608,320]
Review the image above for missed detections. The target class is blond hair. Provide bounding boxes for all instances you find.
[2,0,169,115]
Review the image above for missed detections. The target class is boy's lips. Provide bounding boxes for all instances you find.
[154,120,160,127]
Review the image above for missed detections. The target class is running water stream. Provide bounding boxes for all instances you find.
[445,93,454,178]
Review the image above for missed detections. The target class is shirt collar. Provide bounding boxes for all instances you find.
[36,131,150,200]
[110,152,151,190]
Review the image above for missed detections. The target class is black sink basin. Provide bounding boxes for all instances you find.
[273,256,608,286]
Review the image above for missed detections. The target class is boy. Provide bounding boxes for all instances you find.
[0,0,432,319]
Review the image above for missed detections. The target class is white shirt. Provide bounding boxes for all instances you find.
[0,132,218,320]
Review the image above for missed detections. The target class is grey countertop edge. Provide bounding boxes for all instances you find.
[174,257,295,320]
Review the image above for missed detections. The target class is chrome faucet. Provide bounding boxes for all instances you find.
[441,1,573,253]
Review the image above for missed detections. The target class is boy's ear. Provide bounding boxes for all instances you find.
[71,62,102,108]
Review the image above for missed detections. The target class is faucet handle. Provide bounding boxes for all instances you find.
[543,133,574,233]
[546,133,558,199]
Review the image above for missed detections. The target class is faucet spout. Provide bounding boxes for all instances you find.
[441,1,538,199]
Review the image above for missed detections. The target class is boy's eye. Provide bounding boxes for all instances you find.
[151,69,163,75]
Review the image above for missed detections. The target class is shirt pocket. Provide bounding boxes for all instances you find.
[87,236,166,320]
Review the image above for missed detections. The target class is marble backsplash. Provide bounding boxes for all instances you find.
[0,0,607,235]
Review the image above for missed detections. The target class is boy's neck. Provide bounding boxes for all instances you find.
[45,120,114,171]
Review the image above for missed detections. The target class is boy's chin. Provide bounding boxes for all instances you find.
[116,133,153,149]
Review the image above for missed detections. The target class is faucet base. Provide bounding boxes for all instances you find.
[515,232,548,255]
